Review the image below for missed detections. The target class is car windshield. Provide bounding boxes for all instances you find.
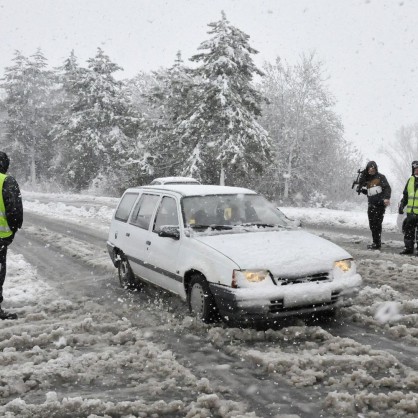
[181,193,291,230]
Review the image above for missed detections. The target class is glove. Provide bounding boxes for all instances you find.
[399,207,404,215]
[361,189,367,195]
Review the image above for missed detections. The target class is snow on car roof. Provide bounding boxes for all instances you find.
[126,184,256,196]
[150,176,200,184]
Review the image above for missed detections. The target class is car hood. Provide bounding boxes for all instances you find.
[193,229,352,277]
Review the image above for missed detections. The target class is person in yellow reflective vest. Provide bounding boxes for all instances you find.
[399,160,418,255]
[0,152,23,320]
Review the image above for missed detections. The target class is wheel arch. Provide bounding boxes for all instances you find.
[184,269,205,295]
[185,269,220,323]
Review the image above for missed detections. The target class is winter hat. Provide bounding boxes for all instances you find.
[0,152,10,174]
[366,160,378,172]
[412,160,418,174]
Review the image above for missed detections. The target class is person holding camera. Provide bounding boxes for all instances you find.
[398,160,418,255]
[359,161,391,250]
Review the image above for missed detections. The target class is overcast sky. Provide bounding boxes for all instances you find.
[1,0,417,174]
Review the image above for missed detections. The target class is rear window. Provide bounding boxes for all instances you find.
[114,193,138,222]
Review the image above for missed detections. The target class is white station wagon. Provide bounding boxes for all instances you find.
[107,185,362,325]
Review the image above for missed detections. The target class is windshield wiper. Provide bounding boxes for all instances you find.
[190,224,233,230]
[240,222,284,228]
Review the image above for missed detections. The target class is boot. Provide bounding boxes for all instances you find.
[0,307,18,320]
[400,240,414,255]
[367,243,381,250]
[399,248,414,255]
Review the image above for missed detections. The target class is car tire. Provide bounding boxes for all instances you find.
[118,255,136,290]
[188,274,219,323]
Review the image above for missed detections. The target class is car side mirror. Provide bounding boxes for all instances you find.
[276,207,302,228]
[158,226,180,240]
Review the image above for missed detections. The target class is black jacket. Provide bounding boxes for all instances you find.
[2,175,23,233]
[360,162,391,207]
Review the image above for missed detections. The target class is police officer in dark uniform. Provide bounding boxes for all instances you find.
[398,160,418,255]
[360,161,391,250]
[0,152,23,320]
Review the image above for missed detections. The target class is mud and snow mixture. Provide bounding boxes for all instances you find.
[0,193,416,417]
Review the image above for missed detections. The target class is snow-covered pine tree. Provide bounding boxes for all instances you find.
[1,49,55,185]
[143,51,197,178]
[0,51,28,176]
[52,48,143,191]
[177,12,271,185]
[51,51,83,183]
[59,50,83,105]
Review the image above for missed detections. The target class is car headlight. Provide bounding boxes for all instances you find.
[334,259,352,272]
[232,269,272,288]
[333,259,356,279]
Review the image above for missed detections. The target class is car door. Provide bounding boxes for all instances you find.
[145,195,184,295]
[123,193,160,281]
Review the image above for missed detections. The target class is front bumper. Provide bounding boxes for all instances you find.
[209,274,362,324]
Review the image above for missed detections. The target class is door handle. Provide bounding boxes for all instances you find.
[146,240,151,245]
[126,232,130,237]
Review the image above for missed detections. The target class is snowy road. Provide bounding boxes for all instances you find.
[0,193,417,417]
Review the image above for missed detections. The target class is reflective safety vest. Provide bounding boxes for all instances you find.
[0,173,13,238]
[406,176,418,214]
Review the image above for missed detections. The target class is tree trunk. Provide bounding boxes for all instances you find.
[220,165,225,186]
[30,144,36,186]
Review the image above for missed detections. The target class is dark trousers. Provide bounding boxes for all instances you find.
[367,205,385,245]
[0,237,13,305]
[403,213,418,250]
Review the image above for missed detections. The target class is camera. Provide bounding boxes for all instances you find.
[352,169,366,195]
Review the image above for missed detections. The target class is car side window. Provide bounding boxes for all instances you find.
[153,197,179,233]
[114,193,139,222]
[130,194,160,230]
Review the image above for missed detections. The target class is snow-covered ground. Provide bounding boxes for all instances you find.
[0,191,416,417]
[280,206,400,233]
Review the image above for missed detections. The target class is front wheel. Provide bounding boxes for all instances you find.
[188,274,219,323]
[118,256,135,290]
